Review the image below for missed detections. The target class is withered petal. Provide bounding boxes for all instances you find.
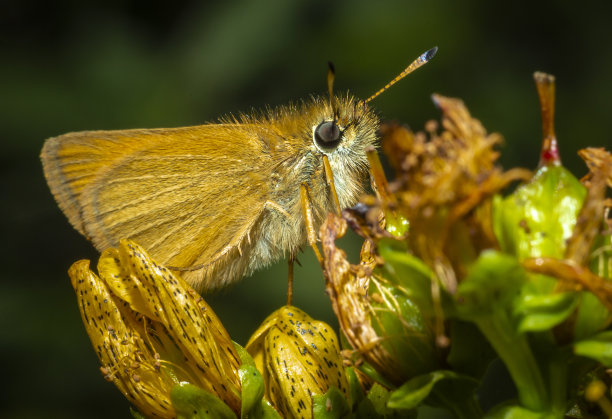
[69,260,176,418]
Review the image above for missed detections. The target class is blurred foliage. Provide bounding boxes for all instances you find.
[2,0,612,417]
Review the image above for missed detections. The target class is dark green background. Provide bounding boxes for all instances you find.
[1,1,610,417]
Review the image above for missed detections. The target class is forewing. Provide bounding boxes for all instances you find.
[42,125,272,289]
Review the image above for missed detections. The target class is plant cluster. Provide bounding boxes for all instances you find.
[68,73,612,418]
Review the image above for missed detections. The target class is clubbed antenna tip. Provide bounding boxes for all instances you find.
[364,46,438,104]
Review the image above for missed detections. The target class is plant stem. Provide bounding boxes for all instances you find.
[531,333,568,416]
[475,310,548,412]
[548,351,567,416]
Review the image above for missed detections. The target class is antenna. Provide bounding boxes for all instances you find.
[327,61,336,112]
[364,46,438,104]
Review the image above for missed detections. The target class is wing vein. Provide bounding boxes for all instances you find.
[95,178,201,220]
[148,208,206,257]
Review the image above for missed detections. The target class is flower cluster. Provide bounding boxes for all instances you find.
[318,72,612,417]
[66,71,612,418]
[69,240,348,418]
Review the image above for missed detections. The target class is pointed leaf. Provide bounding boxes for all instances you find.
[388,371,447,409]
[357,387,415,419]
[388,370,477,411]
[574,331,612,366]
[239,365,265,418]
[312,386,350,419]
[485,404,553,418]
[356,361,395,390]
[366,384,393,416]
[515,292,579,332]
[259,400,282,419]
[574,291,612,340]
[346,367,365,409]
[171,383,237,419]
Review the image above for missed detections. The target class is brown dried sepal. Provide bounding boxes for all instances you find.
[379,95,531,291]
[565,149,612,266]
[579,147,612,189]
[524,258,612,312]
[341,204,394,243]
[524,149,612,305]
[320,212,406,384]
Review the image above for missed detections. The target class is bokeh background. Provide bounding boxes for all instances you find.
[1,0,611,417]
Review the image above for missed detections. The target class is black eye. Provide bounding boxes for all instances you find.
[314,121,342,150]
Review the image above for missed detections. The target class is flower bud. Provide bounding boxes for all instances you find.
[245,305,349,418]
[493,72,587,295]
[493,164,586,264]
[68,239,241,417]
[321,213,440,387]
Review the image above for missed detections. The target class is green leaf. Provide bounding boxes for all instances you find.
[574,233,612,339]
[234,341,257,367]
[259,400,282,419]
[454,251,526,319]
[354,397,381,419]
[355,395,414,419]
[356,361,396,389]
[235,341,281,419]
[367,383,390,413]
[387,372,446,409]
[312,386,350,419]
[573,291,612,340]
[239,364,265,418]
[387,371,477,411]
[514,292,579,332]
[485,404,554,419]
[346,367,366,409]
[364,383,414,418]
[574,331,612,366]
[171,383,237,419]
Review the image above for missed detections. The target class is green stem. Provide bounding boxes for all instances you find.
[475,310,548,412]
[531,333,568,416]
[548,351,567,415]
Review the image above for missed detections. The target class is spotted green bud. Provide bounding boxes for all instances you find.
[493,164,586,263]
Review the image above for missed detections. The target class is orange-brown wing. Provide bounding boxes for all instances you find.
[41,124,273,290]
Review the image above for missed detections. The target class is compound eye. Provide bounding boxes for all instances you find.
[314,121,342,149]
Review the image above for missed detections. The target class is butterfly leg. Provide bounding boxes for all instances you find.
[322,155,341,214]
[300,183,323,264]
[287,253,295,306]
[366,146,395,204]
